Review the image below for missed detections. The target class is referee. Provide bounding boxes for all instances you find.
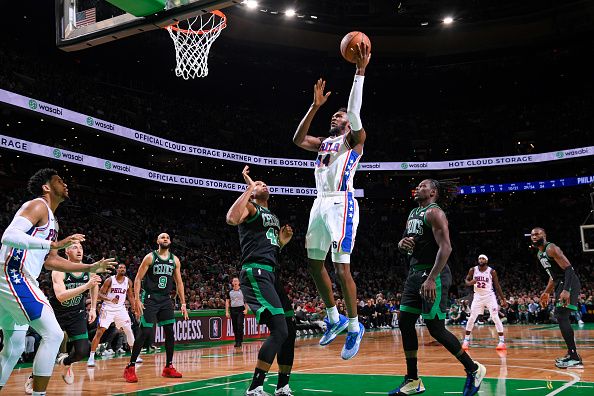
[226,277,248,347]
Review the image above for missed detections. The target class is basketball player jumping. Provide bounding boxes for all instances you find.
[48,241,100,386]
[462,254,507,351]
[531,227,583,368]
[226,166,296,396]
[88,263,138,367]
[0,168,114,396]
[390,179,486,396]
[292,42,370,359]
[123,233,188,383]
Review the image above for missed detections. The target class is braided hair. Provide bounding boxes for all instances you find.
[428,178,459,206]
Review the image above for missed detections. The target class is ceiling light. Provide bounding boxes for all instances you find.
[443,16,453,24]
[285,9,296,17]
[244,0,258,9]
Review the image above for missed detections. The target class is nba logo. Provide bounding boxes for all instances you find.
[209,317,222,340]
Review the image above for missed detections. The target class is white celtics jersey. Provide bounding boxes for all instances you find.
[473,266,494,296]
[103,275,128,310]
[0,198,58,281]
[314,134,362,193]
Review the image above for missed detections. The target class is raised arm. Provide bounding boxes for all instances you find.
[420,208,452,302]
[226,166,258,226]
[173,255,189,320]
[45,252,116,274]
[1,199,84,251]
[464,267,476,287]
[491,270,507,307]
[345,41,371,149]
[51,270,100,303]
[293,79,328,152]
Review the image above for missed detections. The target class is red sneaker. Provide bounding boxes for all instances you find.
[162,365,183,378]
[124,365,138,383]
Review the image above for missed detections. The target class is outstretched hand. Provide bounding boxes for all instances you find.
[242,165,256,188]
[353,42,371,71]
[279,225,294,247]
[313,78,331,107]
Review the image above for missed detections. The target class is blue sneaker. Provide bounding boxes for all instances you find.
[463,361,486,396]
[319,314,349,346]
[388,377,425,395]
[341,323,365,360]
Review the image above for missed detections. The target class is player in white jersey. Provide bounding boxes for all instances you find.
[88,263,137,367]
[0,168,114,396]
[293,42,370,360]
[462,254,508,351]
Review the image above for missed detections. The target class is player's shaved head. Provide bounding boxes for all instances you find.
[532,227,546,235]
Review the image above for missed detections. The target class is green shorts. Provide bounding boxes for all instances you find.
[240,263,293,324]
[55,309,89,341]
[141,293,175,327]
[400,265,451,320]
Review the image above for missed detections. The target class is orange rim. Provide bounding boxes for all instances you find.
[167,10,227,35]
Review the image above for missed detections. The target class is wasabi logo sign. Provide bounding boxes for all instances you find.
[556,151,564,159]
[87,117,94,126]
[86,116,115,131]
[104,160,112,170]
[53,149,61,158]
[29,99,37,110]
[104,160,131,173]
[401,163,408,170]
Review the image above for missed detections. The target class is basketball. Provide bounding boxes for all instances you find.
[340,31,371,63]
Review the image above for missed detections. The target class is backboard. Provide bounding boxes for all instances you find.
[56,0,239,51]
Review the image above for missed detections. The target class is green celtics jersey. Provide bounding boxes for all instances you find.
[403,203,442,270]
[238,204,281,268]
[145,251,176,295]
[537,242,564,282]
[50,272,90,313]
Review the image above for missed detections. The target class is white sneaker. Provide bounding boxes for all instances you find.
[87,356,96,367]
[274,384,294,396]
[24,375,33,395]
[55,352,68,364]
[104,349,115,356]
[578,320,585,326]
[136,356,143,363]
[62,364,74,385]
[116,348,126,354]
[245,386,271,395]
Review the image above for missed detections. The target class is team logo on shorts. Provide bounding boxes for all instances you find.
[209,317,222,340]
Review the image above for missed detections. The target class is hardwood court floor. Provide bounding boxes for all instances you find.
[4,323,593,395]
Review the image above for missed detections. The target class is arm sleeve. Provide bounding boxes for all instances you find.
[347,75,365,131]
[563,266,579,292]
[1,216,51,250]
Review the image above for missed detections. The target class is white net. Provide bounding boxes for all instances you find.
[166,11,226,79]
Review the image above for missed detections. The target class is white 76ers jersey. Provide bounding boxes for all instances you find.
[0,198,58,281]
[473,266,494,296]
[314,134,362,193]
[103,275,129,310]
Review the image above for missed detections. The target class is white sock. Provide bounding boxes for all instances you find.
[347,317,359,333]
[499,336,505,343]
[326,306,340,324]
[464,335,470,341]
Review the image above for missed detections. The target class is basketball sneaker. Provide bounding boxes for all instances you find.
[496,342,506,351]
[319,314,349,346]
[388,377,425,395]
[555,353,570,363]
[124,365,138,383]
[24,374,33,395]
[57,354,74,385]
[555,355,583,369]
[87,355,96,367]
[162,365,183,378]
[462,340,470,350]
[463,361,486,396]
[245,386,271,395]
[341,322,365,360]
[274,384,294,396]
[136,356,143,363]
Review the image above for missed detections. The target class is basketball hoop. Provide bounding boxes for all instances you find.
[166,10,227,79]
